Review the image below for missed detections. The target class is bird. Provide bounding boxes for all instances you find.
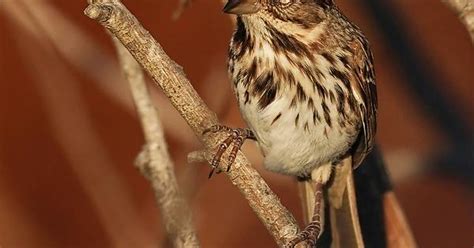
[203,0,377,246]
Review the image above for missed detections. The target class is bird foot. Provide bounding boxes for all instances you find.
[202,125,255,178]
[287,182,324,248]
[286,221,322,248]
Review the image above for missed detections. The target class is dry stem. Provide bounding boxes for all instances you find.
[443,0,474,42]
[84,2,301,247]
[85,0,200,246]
[114,38,200,247]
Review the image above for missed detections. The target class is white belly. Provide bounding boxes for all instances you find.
[239,93,358,177]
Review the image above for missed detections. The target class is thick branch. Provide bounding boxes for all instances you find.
[443,0,474,42]
[114,38,200,247]
[84,2,300,247]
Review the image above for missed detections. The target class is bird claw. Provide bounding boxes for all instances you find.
[287,182,324,248]
[286,228,320,248]
[202,125,255,178]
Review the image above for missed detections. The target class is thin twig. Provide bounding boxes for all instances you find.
[187,150,208,164]
[84,2,301,247]
[443,0,474,42]
[114,38,200,247]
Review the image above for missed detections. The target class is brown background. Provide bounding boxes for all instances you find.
[0,0,473,247]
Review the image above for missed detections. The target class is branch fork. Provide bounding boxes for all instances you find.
[85,2,304,247]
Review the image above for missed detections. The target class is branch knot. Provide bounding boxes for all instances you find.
[84,4,114,25]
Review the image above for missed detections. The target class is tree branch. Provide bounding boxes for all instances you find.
[443,0,474,42]
[84,2,301,247]
[114,38,200,247]
[85,0,200,246]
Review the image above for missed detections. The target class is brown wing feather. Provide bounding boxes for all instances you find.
[348,37,377,168]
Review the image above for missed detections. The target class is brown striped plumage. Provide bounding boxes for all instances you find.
[227,0,376,174]
[207,0,377,246]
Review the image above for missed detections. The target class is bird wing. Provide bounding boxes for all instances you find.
[324,38,377,248]
[348,37,378,168]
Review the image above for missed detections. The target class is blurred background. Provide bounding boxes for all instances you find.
[0,0,472,247]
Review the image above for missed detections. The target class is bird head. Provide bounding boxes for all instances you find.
[223,0,334,25]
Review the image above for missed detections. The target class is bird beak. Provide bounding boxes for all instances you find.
[223,0,260,15]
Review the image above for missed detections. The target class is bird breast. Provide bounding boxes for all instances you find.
[230,39,360,177]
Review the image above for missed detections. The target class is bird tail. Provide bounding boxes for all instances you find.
[298,147,417,247]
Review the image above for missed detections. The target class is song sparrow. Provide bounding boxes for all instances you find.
[205,0,377,246]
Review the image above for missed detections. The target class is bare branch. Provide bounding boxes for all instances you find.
[187,150,208,164]
[114,38,200,247]
[85,0,200,245]
[84,2,301,247]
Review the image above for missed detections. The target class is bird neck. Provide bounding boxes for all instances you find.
[236,15,328,49]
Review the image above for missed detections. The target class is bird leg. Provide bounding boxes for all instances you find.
[287,182,324,248]
[203,125,256,178]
